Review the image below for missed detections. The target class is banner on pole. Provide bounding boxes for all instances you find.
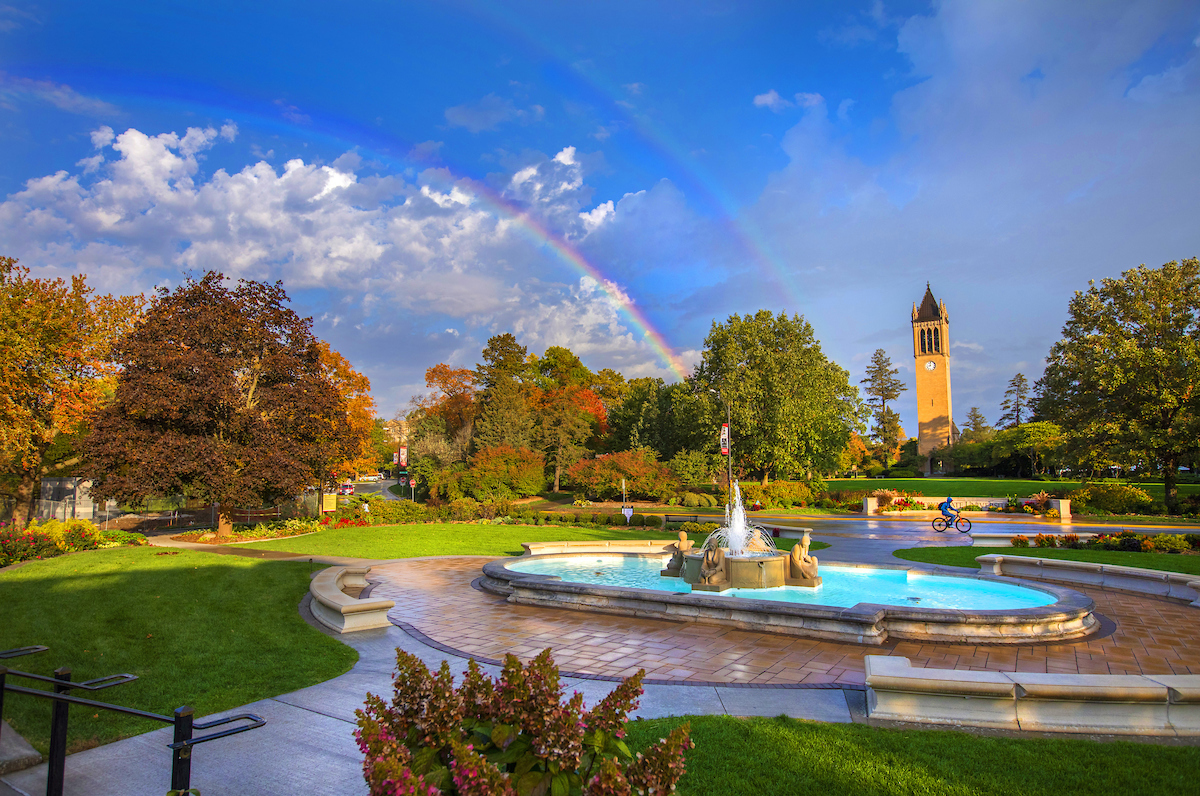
[392,451,399,464]
[398,446,408,467]
[720,423,729,456]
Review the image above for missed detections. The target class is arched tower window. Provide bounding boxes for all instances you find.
[919,329,926,353]
[933,328,940,352]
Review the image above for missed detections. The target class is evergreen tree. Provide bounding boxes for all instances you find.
[961,407,994,443]
[998,373,1030,428]
[473,377,536,450]
[537,388,594,492]
[860,349,907,413]
[870,406,903,464]
[475,333,528,391]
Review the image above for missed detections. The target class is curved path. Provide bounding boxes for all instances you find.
[5,520,1198,796]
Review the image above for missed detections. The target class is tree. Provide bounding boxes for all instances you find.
[419,364,477,437]
[315,341,377,478]
[536,388,594,492]
[998,373,1030,428]
[84,272,355,537]
[534,346,592,389]
[961,407,994,443]
[0,257,143,525]
[473,376,536,450]
[474,333,528,391]
[693,311,866,484]
[860,349,907,413]
[870,406,903,464]
[1039,259,1200,512]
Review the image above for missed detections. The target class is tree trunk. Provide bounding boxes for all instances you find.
[760,470,769,486]
[217,505,235,537]
[1164,455,1180,514]
[553,462,561,493]
[12,469,37,527]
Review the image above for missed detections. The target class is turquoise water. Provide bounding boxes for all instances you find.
[507,555,1056,611]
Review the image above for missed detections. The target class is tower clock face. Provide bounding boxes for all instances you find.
[924,361,936,371]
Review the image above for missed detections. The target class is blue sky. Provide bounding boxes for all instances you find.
[2,0,1199,436]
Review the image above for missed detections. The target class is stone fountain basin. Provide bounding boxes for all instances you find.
[681,550,789,590]
[480,551,1097,646]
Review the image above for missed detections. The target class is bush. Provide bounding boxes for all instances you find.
[645,514,663,528]
[1186,534,1200,550]
[567,449,680,502]
[1045,508,1061,519]
[1148,533,1189,553]
[536,512,550,526]
[629,513,646,527]
[1068,484,1154,515]
[681,492,701,509]
[448,497,481,522]
[462,445,547,500]
[1033,533,1058,548]
[884,467,919,478]
[667,450,723,485]
[0,519,146,566]
[355,649,692,796]
[1062,533,1083,549]
[1011,535,1030,548]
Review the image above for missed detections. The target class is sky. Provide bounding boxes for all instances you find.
[2,0,1199,435]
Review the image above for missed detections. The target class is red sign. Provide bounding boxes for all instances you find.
[398,446,408,467]
[720,423,729,456]
[392,451,399,464]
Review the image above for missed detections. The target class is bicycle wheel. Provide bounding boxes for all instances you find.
[931,517,948,533]
[955,516,973,533]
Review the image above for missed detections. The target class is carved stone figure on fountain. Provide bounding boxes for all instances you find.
[786,530,822,587]
[699,544,728,587]
[661,530,694,577]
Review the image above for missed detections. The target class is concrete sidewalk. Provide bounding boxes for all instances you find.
[1,622,854,796]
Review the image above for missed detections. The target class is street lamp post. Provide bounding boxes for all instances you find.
[710,388,733,498]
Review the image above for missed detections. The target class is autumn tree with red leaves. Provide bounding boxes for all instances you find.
[84,272,359,536]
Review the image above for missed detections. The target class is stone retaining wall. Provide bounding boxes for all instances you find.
[977,554,1200,606]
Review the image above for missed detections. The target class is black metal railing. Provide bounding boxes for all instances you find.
[0,645,264,796]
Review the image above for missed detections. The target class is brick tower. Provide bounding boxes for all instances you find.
[912,284,956,470]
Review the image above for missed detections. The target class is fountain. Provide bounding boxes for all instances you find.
[663,483,822,592]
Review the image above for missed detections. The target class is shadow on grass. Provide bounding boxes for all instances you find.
[0,547,357,753]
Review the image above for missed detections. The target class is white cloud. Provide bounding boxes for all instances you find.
[0,74,118,115]
[0,4,39,33]
[444,93,544,132]
[753,89,792,112]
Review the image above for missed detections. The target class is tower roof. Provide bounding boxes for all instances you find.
[914,283,941,322]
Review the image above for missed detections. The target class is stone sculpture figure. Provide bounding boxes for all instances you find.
[663,531,694,576]
[789,531,820,582]
[700,544,727,585]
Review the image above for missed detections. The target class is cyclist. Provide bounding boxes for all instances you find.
[938,497,959,524]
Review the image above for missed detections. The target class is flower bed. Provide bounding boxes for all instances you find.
[0,519,147,567]
[1013,529,1200,554]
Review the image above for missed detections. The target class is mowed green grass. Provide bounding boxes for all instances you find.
[824,477,1200,500]
[893,546,1200,576]
[0,547,357,753]
[239,523,828,559]
[625,715,1199,796]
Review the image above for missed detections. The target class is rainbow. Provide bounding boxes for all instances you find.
[467,2,807,310]
[62,82,692,380]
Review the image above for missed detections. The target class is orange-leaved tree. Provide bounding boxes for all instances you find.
[0,257,143,525]
[316,341,377,479]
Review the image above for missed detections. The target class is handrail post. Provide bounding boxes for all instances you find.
[0,666,7,739]
[47,667,72,796]
[171,706,194,792]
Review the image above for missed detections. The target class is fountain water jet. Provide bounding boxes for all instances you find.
[701,482,778,557]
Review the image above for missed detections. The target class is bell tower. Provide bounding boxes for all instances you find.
[912,284,955,470]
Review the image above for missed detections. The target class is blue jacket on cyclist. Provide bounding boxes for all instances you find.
[938,498,958,519]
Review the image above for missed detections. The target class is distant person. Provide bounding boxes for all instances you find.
[751,499,764,511]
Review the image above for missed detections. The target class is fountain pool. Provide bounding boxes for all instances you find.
[481,549,1097,645]
[507,555,1057,611]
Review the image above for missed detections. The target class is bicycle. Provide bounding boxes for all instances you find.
[932,515,972,533]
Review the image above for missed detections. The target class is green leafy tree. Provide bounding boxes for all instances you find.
[998,373,1030,428]
[84,272,356,537]
[991,422,1063,476]
[1040,259,1200,511]
[474,333,529,391]
[693,310,866,484]
[534,345,593,389]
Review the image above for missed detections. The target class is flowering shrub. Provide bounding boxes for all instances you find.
[567,450,679,502]
[356,649,692,796]
[1148,533,1189,553]
[1061,533,1082,549]
[1067,484,1154,515]
[1033,533,1058,548]
[1011,535,1030,548]
[1,520,146,567]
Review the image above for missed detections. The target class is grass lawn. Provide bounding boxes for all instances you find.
[0,547,358,754]
[625,715,1199,796]
[824,477,1200,501]
[892,546,1200,576]
[239,523,829,559]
